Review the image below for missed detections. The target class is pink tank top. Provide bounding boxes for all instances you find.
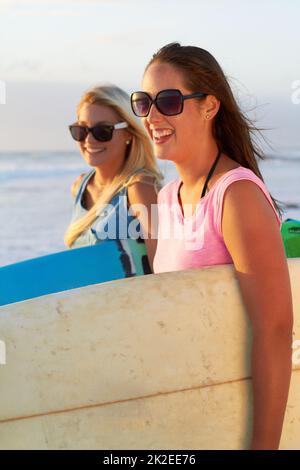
[153,167,281,274]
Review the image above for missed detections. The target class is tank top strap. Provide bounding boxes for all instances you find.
[74,170,95,205]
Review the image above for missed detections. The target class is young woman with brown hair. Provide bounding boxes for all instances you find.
[131,43,293,449]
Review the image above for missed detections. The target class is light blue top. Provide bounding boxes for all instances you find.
[70,169,151,274]
[71,170,142,248]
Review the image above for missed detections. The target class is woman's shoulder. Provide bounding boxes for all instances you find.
[126,174,159,208]
[212,166,264,194]
[70,172,88,198]
[128,174,157,187]
[126,170,163,196]
[224,166,260,178]
[219,167,281,226]
[213,166,274,206]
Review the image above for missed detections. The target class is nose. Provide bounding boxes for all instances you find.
[146,101,163,124]
[85,128,97,144]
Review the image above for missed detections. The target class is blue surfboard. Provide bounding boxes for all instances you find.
[0,239,150,306]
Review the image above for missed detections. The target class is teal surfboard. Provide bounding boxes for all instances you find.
[0,239,150,306]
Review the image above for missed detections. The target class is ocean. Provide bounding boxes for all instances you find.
[0,149,299,267]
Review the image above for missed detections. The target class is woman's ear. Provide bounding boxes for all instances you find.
[124,130,133,146]
[204,95,220,120]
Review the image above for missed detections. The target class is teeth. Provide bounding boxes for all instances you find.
[152,129,174,139]
[85,148,105,154]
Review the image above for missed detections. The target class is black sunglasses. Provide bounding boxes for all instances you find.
[69,122,128,142]
[130,89,207,117]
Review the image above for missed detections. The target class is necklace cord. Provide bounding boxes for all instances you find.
[200,149,221,198]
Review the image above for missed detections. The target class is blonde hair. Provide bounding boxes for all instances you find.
[64,84,163,247]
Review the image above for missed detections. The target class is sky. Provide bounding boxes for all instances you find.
[0,0,299,151]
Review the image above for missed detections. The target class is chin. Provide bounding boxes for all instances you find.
[84,154,106,166]
[155,150,178,163]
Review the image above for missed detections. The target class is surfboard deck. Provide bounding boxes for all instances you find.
[0,260,299,449]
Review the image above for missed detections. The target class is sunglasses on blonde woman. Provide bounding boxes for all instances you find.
[69,122,128,142]
[131,89,207,117]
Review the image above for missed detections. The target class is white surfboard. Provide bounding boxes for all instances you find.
[0,260,299,450]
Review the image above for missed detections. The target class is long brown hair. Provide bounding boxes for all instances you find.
[146,42,281,215]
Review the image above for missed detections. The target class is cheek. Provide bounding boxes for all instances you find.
[110,135,126,155]
[180,113,202,137]
[173,116,191,140]
[142,118,151,135]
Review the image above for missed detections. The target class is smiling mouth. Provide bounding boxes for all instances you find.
[152,128,174,144]
[84,148,106,154]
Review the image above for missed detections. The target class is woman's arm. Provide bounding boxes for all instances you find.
[127,177,158,271]
[222,180,293,450]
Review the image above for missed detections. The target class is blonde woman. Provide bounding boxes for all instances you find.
[65,85,162,274]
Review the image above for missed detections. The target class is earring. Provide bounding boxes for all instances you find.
[206,114,210,120]
[126,140,131,145]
